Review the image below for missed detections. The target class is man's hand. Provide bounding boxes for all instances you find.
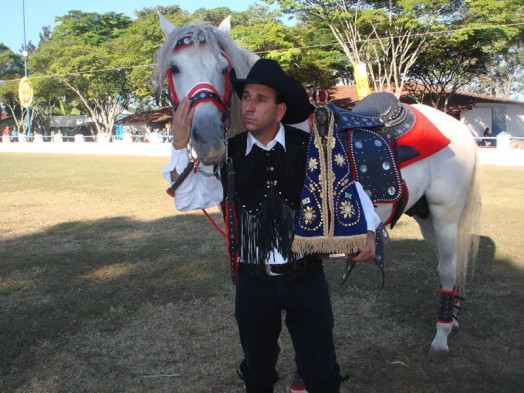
[172,97,194,149]
[350,231,376,262]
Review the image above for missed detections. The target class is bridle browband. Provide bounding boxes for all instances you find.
[165,32,233,122]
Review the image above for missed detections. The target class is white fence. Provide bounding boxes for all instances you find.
[0,136,170,157]
[1,135,524,166]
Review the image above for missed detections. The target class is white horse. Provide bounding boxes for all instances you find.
[154,15,481,363]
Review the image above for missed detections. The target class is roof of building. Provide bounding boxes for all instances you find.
[329,84,524,115]
[117,107,173,124]
[49,115,94,128]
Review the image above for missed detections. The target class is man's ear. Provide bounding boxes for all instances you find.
[276,102,287,123]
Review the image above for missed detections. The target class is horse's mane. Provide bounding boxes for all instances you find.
[154,23,259,137]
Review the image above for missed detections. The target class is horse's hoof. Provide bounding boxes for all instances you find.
[427,348,449,363]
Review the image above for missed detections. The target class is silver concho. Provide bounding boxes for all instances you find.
[382,162,391,170]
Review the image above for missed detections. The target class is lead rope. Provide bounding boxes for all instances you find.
[224,157,238,284]
[221,129,240,284]
[195,125,239,285]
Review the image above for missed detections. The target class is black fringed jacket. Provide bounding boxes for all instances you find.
[221,125,309,264]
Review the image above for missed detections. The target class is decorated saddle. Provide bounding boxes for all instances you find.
[328,92,451,226]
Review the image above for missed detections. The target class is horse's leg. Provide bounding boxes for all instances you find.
[425,155,480,362]
[413,215,436,250]
[422,200,464,363]
[413,214,457,359]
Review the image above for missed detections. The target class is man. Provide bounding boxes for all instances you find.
[163,59,380,393]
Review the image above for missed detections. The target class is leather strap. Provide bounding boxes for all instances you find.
[224,157,239,284]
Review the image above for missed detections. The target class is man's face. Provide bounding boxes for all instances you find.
[240,84,286,138]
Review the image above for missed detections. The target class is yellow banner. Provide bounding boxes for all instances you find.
[19,77,33,108]
[354,62,370,99]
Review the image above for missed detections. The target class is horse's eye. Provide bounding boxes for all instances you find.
[170,65,180,75]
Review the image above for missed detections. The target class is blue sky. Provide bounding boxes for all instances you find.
[1,0,255,52]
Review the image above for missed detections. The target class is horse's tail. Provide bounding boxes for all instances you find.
[457,147,482,291]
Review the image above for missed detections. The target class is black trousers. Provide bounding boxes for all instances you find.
[235,263,342,393]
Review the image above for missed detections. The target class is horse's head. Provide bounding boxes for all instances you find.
[154,15,256,165]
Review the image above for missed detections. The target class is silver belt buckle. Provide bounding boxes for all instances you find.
[265,264,284,277]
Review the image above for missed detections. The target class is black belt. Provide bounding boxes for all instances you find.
[237,257,321,277]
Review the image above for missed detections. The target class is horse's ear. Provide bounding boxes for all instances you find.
[158,13,176,36]
[218,16,231,34]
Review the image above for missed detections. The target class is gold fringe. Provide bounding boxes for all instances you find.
[291,234,368,254]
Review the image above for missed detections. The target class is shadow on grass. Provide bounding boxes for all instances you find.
[1,214,523,392]
[0,213,229,389]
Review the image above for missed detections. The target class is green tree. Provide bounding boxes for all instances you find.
[29,76,73,132]
[407,34,490,110]
[38,26,53,47]
[192,6,234,25]
[291,20,351,89]
[29,11,134,134]
[459,0,524,98]
[108,6,192,110]
[228,5,339,88]
[0,44,25,127]
[406,0,523,105]
[266,0,450,96]
[53,10,132,46]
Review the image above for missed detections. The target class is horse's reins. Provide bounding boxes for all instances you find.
[164,32,239,281]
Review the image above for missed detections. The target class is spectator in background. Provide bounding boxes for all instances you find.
[483,127,492,146]
[34,130,44,143]
[11,128,18,142]
[165,122,172,143]
[2,126,11,142]
[55,129,63,143]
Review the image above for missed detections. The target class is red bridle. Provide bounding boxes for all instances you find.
[166,33,232,116]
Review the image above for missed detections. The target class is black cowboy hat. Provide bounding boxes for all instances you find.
[231,58,314,124]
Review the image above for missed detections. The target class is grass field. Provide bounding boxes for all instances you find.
[1,153,523,393]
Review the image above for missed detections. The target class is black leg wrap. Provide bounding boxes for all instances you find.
[437,288,465,323]
[437,289,456,323]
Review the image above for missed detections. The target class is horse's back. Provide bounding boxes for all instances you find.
[412,104,477,159]
[378,105,472,216]
[407,104,478,216]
